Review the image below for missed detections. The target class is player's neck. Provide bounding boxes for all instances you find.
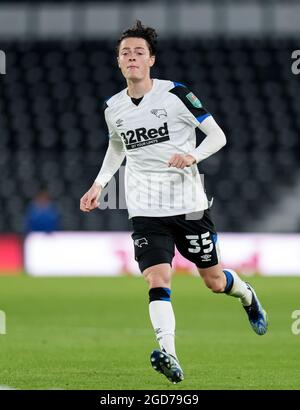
[126,78,153,99]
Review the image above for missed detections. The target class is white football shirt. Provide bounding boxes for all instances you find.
[103,78,213,218]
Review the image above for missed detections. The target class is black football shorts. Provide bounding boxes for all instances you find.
[131,208,220,272]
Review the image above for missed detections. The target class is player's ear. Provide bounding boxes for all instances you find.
[117,56,121,68]
[149,55,155,67]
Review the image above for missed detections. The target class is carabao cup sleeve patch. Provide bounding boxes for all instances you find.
[186,92,203,108]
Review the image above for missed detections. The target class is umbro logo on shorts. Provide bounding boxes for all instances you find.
[134,237,149,248]
[151,109,167,118]
[120,122,170,150]
[201,254,212,261]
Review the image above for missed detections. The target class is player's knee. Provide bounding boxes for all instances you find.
[143,264,171,288]
[145,273,170,289]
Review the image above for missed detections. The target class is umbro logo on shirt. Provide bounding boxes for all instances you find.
[116,119,124,127]
[151,109,167,118]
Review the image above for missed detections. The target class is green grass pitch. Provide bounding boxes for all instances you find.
[0,274,299,390]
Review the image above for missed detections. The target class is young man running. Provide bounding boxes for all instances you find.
[80,20,268,384]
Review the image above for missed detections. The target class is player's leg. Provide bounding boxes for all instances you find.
[198,263,252,304]
[172,210,268,335]
[143,263,184,383]
[143,262,176,358]
[198,264,268,335]
[131,216,184,383]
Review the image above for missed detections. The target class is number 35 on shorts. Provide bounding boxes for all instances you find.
[186,232,214,254]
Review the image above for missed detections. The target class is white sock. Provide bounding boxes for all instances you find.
[223,269,252,306]
[149,300,177,359]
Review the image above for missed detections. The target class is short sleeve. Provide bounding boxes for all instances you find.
[169,83,211,127]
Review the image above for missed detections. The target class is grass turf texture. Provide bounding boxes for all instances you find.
[0,275,299,390]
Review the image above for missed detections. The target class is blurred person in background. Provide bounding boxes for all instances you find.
[24,190,60,233]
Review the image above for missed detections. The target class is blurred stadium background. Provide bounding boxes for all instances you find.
[0,0,300,390]
[1,0,300,276]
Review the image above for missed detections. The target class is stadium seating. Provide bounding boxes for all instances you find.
[0,38,299,232]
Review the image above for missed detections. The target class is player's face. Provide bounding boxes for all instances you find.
[117,37,155,81]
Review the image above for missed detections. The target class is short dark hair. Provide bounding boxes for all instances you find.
[116,20,158,56]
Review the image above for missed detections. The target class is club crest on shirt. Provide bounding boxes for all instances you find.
[150,109,167,118]
[186,92,202,108]
[134,237,149,248]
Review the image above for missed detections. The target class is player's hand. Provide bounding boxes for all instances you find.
[80,182,102,212]
[168,154,196,169]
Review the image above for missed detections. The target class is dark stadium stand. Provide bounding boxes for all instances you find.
[0,38,299,232]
